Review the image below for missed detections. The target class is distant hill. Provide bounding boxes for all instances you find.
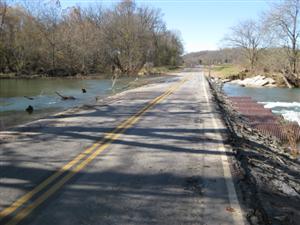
[183,48,242,66]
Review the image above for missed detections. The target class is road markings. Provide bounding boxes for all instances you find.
[201,74,246,225]
[1,76,188,225]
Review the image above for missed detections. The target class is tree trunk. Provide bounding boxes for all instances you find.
[291,37,298,74]
[250,53,255,72]
[52,44,55,71]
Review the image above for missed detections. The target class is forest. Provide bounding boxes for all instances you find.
[0,0,183,77]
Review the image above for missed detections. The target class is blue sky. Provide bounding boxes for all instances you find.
[60,0,270,53]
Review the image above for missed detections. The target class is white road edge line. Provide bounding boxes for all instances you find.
[201,73,246,225]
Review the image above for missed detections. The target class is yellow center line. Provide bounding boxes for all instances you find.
[1,76,189,225]
[0,82,178,220]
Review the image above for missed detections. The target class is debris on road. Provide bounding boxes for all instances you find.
[184,176,203,195]
[226,207,235,213]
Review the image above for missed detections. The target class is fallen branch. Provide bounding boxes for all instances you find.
[280,72,293,88]
[55,92,76,100]
[24,96,34,100]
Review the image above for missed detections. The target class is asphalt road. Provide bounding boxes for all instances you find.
[0,72,247,225]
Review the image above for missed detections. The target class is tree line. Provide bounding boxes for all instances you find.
[183,49,241,66]
[0,0,183,77]
[184,0,300,87]
[223,0,300,85]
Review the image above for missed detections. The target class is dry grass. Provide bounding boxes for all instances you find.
[281,122,300,157]
[138,66,182,76]
[205,64,242,79]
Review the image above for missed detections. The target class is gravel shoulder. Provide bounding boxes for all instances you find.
[208,79,300,225]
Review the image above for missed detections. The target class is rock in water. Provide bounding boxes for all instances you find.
[26,105,33,114]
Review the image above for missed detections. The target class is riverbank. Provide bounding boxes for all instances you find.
[0,72,108,79]
[207,64,288,87]
[0,73,166,80]
[209,78,300,225]
[0,66,182,80]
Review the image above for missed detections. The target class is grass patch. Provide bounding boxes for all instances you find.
[209,64,242,79]
[139,66,182,75]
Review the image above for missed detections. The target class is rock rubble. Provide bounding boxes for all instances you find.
[209,78,300,225]
[227,75,276,87]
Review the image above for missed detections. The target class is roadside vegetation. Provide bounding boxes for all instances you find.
[184,0,300,87]
[0,0,183,78]
[207,64,241,79]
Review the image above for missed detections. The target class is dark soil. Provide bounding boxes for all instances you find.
[208,78,300,225]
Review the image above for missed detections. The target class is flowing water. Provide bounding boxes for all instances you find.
[0,76,166,130]
[223,84,300,125]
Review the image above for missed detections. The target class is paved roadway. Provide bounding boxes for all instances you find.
[0,72,247,225]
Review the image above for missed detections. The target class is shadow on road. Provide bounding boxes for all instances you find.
[1,88,299,224]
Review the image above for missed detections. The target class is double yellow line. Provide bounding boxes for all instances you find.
[0,76,188,225]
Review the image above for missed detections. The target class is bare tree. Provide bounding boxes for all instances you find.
[264,0,300,74]
[104,1,142,75]
[103,0,168,75]
[154,30,183,66]
[33,0,62,74]
[223,19,264,71]
[0,0,8,71]
[0,0,7,34]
